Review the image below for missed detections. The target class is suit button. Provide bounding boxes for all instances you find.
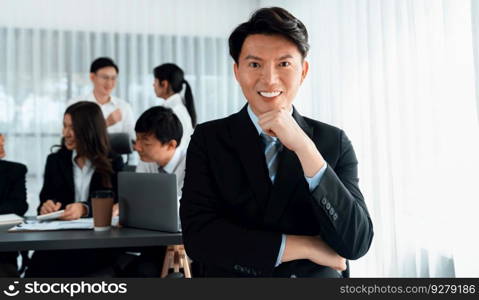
[321,197,327,205]
[326,203,331,210]
[333,213,338,220]
[329,208,335,215]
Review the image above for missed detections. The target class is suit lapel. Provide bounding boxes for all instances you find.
[229,105,271,211]
[263,107,314,226]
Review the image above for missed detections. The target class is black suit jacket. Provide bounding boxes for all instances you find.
[38,147,124,216]
[0,160,28,216]
[180,105,374,277]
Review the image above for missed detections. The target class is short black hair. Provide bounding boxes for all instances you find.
[229,7,309,64]
[135,106,183,147]
[90,57,119,74]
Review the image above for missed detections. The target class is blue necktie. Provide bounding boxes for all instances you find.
[261,133,283,183]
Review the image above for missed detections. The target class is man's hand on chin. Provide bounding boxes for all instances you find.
[257,107,309,152]
[258,107,325,177]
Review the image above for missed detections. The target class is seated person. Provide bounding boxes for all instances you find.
[25,101,124,277]
[115,106,185,277]
[0,133,28,277]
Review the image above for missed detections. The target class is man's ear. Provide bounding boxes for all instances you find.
[233,63,239,81]
[89,72,95,83]
[167,139,178,150]
[300,60,309,84]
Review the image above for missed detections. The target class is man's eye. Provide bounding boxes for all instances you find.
[279,61,291,67]
[249,62,260,68]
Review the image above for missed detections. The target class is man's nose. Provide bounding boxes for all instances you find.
[134,142,142,152]
[261,64,279,86]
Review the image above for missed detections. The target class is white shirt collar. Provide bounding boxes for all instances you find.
[160,148,184,174]
[162,93,183,108]
[71,149,92,169]
[89,91,117,106]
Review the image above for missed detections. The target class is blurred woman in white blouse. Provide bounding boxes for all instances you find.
[137,63,197,173]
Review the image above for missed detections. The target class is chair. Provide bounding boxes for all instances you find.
[161,245,191,278]
[108,133,134,165]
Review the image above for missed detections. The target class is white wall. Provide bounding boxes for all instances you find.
[0,0,258,37]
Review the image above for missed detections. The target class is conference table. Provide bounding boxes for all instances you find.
[0,224,183,252]
[0,222,189,277]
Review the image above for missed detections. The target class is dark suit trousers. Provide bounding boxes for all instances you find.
[0,252,18,277]
[25,249,120,278]
[272,260,342,278]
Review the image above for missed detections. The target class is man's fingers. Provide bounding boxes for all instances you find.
[59,209,72,220]
[335,258,347,271]
[41,200,57,214]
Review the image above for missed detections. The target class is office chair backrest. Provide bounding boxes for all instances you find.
[108,133,133,155]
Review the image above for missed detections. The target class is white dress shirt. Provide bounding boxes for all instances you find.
[71,150,95,204]
[67,92,136,139]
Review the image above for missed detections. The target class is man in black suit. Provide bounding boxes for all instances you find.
[0,133,28,277]
[180,7,374,277]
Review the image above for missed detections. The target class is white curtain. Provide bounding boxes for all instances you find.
[261,0,479,277]
[0,0,256,215]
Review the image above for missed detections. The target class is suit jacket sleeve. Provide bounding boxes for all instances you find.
[180,125,282,276]
[0,163,28,216]
[38,154,58,214]
[311,130,373,260]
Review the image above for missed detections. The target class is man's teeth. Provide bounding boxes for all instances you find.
[259,91,281,98]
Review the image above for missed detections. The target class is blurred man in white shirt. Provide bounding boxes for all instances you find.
[68,57,135,139]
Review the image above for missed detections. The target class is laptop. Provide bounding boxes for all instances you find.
[118,172,180,232]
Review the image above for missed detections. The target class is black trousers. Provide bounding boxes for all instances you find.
[117,246,166,278]
[198,259,344,278]
[272,260,343,278]
[0,252,19,277]
[25,249,120,278]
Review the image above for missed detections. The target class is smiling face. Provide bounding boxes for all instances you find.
[233,34,308,116]
[62,113,76,151]
[90,66,118,98]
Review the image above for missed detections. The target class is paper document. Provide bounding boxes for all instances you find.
[9,218,94,231]
[0,214,24,225]
[8,216,120,232]
[36,210,65,221]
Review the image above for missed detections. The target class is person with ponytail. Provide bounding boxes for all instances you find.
[136,63,196,173]
[153,63,196,144]
[26,101,124,277]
